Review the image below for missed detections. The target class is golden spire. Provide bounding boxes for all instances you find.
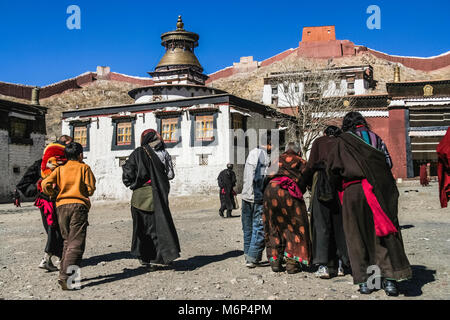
[176,15,184,30]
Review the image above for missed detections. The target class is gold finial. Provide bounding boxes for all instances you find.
[393,65,401,82]
[176,15,184,30]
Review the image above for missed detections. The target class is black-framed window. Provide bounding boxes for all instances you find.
[190,111,218,147]
[156,113,182,148]
[111,117,136,151]
[70,121,91,151]
[9,117,32,145]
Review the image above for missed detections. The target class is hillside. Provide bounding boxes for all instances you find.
[2,52,450,142]
[207,52,450,103]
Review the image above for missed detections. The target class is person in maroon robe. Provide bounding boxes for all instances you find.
[437,127,450,208]
[327,112,412,297]
[419,163,429,187]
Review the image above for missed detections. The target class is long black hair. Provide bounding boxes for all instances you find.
[324,125,342,137]
[341,111,370,133]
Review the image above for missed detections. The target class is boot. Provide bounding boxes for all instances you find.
[382,279,399,297]
[269,257,284,273]
[219,210,224,218]
[285,258,301,274]
[359,282,374,294]
[226,210,232,218]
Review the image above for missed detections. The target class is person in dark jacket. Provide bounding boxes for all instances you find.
[302,126,349,279]
[122,129,180,270]
[217,163,237,218]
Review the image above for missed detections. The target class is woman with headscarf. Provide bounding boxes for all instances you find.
[262,142,312,274]
[122,129,180,269]
[327,112,412,296]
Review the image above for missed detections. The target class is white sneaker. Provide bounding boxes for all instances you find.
[38,258,47,269]
[245,262,257,268]
[44,259,58,272]
[338,260,345,276]
[315,265,330,279]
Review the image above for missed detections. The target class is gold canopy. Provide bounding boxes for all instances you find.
[155,16,203,70]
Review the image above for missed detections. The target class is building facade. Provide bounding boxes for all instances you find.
[0,98,47,202]
[262,65,376,108]
[61,17,283,200]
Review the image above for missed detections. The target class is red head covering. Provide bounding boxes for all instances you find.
[141,129,157,146]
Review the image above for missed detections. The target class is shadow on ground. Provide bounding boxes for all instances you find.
[82,251,133,267]
[80,250,243,288]
[399,265,436,297]
[173,249,243,271]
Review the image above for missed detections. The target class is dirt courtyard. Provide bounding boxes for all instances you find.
[0,181,449,300]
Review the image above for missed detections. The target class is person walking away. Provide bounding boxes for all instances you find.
[327,112,412,296]
[419,163,429,187]
[262,142,312,274]
[241,132,271,268]
[122,129,180,270]
[15,135,72,271]
[302,126,350,279]
[41,142,96,290]
[217,163,237,218]
[437,127,450,208]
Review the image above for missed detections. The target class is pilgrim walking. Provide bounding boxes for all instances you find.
[217,163,237,218]
[262,142,312,274]
[327,112,412,296]
[122,129,180,269]
[302,126,349,279]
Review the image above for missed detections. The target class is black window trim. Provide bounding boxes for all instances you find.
[156,113,183,149]
[69,120,91,152]
[111,117,136,151]
[189,111,219,147]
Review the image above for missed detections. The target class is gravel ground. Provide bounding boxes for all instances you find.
[0,181,449,300]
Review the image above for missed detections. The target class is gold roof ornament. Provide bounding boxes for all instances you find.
[393,65,401,83]
[423,84,434,96]
[155,16,203,71]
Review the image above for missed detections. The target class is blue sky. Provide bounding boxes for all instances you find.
[0,0,449,86]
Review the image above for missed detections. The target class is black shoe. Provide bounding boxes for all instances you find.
[382,279,399,296]
[359,283,374,295]
[219,211,224,218]
[270,260,284,273]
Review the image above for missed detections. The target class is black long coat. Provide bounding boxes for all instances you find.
[217,169,236,210]
[122,145,181,264]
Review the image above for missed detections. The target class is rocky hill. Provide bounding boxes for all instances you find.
[2,52,449,141]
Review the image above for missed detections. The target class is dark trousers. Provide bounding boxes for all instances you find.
[40,208,63,258]
[57,203,89,281]
[311,196,349,271]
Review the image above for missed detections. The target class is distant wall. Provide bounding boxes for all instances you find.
[367,49,450,72]
[0,71,154,102]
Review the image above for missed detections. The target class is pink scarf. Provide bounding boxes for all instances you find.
[271,176,303,200]
[34,197,56,227]
[340,179,398,237]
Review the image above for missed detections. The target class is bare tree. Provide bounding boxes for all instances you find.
[268,58,354,158]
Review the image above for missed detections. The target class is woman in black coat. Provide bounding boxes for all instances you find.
[122,129,180,269]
